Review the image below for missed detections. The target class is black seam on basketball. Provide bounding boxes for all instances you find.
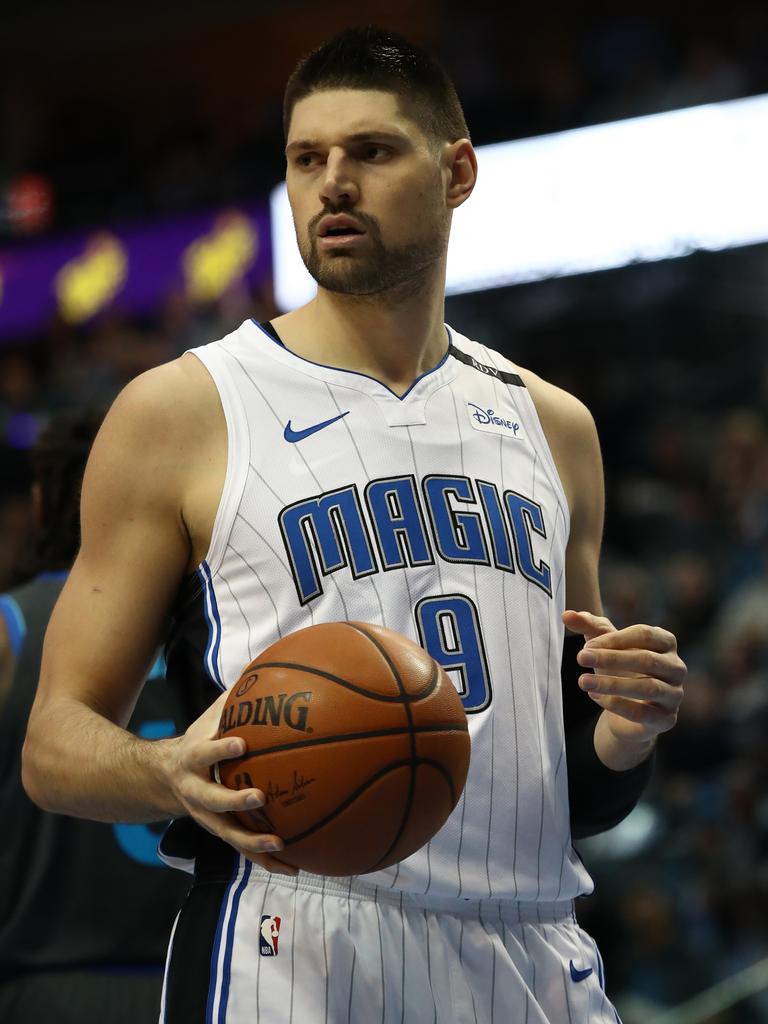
[367,757,458,872]
[227,722,468,763]
[246,660,438,703]
[281,757,416,847]
[411,757,457,807]
[366,747,458,873]
[342,623,418,871]
[279,755,454,853]
[343,623,405,691]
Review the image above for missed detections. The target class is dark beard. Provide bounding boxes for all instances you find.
[298,208,445,297]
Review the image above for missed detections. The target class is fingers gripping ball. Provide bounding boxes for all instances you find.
[216,621,471,876]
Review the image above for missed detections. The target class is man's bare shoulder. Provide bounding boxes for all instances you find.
[516,365,596,439]
[84,353,225,520]
[109,354,219,433]
[95,355,222,475]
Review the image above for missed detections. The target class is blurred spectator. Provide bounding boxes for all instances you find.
[0,409,189,1023]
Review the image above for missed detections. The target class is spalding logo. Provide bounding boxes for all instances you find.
[219,691,313,734]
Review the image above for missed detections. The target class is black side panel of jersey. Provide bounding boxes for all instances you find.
[159,571,235,866]
[0,577,189,973]
[163,881,232,1022]
[164,570,223,725]
[160,571,242,1018]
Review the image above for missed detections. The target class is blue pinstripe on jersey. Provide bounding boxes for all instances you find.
[217,858,253,1022]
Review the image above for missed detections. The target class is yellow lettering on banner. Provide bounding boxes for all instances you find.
[55,234,128,323]
[183,212,258,303]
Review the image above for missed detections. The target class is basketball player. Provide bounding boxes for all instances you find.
[23,28,687,1022]
[0,410,188,1023]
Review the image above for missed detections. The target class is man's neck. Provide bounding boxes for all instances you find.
[272,279,449,397]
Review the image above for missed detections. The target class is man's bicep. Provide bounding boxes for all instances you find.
[40,556,182,726]
[564,405,605,616]
[521,370,605,616]
[36,374,192,725]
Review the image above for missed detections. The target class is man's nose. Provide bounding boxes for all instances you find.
[320,150,359,207]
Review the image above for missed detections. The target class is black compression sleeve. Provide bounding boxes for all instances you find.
[562,633,654,839]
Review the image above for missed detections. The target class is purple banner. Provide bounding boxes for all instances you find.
[0,202,271,342]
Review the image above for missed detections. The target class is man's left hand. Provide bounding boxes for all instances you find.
[562,610,687,762]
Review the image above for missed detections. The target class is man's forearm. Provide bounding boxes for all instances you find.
[23,696,185,822]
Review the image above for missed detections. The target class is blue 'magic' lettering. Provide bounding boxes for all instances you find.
[423,476,489,563]
[365,476,433,569]
[277,475,554,605]
[279,485,377,605]
[505,491,552,595]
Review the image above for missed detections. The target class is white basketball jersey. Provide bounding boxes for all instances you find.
[181,317,593,903]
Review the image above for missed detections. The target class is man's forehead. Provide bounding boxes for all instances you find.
[287,88,419,144]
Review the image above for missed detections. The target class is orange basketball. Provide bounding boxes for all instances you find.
[216,621,470,876]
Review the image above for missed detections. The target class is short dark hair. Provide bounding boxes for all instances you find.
[283,26,470,146]
[31,407,104,570]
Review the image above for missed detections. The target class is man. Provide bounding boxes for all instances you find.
[23,28,686,1022]
[0,409,188,1023]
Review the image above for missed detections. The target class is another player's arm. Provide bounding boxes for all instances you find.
[524,371,686,771]
[21,361,293,871]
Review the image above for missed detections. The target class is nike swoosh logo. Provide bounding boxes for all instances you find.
[569,960,593,983]
[283,410,350,443]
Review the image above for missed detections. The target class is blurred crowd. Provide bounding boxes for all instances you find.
[585,397,768,1022]
[2,3,768,1021]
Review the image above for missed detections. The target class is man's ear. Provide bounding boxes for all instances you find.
[444,139,477,210]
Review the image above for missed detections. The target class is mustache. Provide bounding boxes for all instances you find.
[308,205,381,239]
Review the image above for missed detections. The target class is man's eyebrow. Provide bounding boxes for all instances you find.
[285,131,410,155]
[285,139,319,154]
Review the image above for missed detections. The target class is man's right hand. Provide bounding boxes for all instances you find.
[166,690,298,876]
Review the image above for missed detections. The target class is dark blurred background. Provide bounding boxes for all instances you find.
[1,3,767,1020]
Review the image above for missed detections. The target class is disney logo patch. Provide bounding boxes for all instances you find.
[467,402,524,439]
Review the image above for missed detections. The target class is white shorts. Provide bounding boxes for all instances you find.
[160,861,620,1023]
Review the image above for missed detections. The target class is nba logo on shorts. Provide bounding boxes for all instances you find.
[260,915,281,956]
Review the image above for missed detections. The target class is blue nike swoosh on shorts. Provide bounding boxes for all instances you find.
[283,411,350,443]
[569,960,594,983]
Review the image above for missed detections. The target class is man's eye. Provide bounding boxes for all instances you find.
[296,153,316,167]
[364,145,388,160]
